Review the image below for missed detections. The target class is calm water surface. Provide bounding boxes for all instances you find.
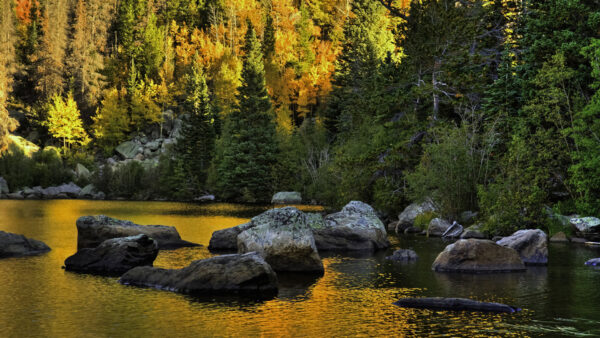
[0,200,599,337]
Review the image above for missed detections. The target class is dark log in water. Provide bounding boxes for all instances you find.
[393,297,521,313]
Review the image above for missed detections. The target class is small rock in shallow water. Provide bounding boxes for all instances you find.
[386,249,418,261]
[393,297,521,313]
[0,231,51,258]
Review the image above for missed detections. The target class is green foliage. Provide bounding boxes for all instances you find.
[44,93,90,153]
[31,147,72,188]
[216,21,278,203]
[0,144,72,190]
[93,88,129,152]
[414,211,437,231]
[108,161,145,198]
[0,144,34,190]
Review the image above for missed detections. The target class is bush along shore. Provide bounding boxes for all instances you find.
[1,200,598,309]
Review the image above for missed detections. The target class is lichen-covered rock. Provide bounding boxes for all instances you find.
[76,215,199,250]
[432,239,525,273]
[396,200,437,233]
[460,224,487,239]
[0,231,51,258]
[496,229,548,265]
[314,201,389,251]
[119,252,278,298]
[237,207,323,273]
[570,217,600,241]
[271,191,302,204]
[64,234,158,275]
[386,249,418,261]
[427,218,452,237]
[208,223,253,251]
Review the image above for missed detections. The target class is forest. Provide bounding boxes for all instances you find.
[1,0,600,236]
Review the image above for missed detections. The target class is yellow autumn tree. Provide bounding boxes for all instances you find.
[45,93,90,153]
[92,88,129,151]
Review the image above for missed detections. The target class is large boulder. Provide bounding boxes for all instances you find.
[237,207,323,273]
[396,199,437,232]
[427,218,452,237]
[271,191,302,204]
[460,224,487,239]
[76,215,199,250]
[119,252,278,298]
[64,234,158,275]
[115,141,141,159]
[0,231,51,258]
[75,164,91,180]
[570,217,600,241]
[208,223,253,251]
[496,229,548,265]
[314,201,390,251]
[432,239,526,273]
[0,177,9,195]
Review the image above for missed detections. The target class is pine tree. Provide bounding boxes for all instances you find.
[216,21,278,203]
[175,54,216,194]
[0,0,19,151]
[263,12,275,60]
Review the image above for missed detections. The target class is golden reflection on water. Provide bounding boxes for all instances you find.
[0,200,593,337]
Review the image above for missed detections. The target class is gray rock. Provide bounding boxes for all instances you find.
[432,239,526,273]
[442,221,463,238]
[427,218,452,237]
[0,177,9,195]
[76,164,91,180]
[161,138,176,154]
[585,258,600,266]
[387,220,399,232]
[208,223,253,251]
[145,140,160,151]
[550,232,569,243]
[394,297,520,313]
[195,195,215,202]
[315,201,390,251]
[42,182,81,198]
[170,117,183,139]
[386,249,418,261]
[570,217,600,240]
[404,226,422,234]
[143,148,153,157]
[79,184,96,198]
[93,192,106,200]
[271,191,302,204]
[7,191,24,199]
[238,207,323,273]
[64,234,158,275]
[115,141,141,159]
[396,199,437,233]
[497,229,548,265]
[571,237,587,243]
[460,224,487,239]
[0,231,51,258]
[76,215,199,250]
[119,252,278,298]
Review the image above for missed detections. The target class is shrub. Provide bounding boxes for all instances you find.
[108,161,145,198]
[0,143,34,190]
[414,211,437,230]
[32,147,72,187]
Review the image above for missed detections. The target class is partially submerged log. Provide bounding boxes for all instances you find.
[393,297,521,313]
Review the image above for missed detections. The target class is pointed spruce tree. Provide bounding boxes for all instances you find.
[175,53,216,196]
[216,20,278,203]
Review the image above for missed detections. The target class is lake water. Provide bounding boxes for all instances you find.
[0,200,599,337]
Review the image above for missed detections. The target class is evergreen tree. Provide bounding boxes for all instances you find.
[0,0,19,151]
[175,54,216,195]
[263,12,275,60]
[216,21,278,203]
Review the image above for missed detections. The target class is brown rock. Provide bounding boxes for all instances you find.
[432,239,525,273]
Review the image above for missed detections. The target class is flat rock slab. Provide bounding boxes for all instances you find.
[76,215,199,250]
[119,252,278,299]
[64,234,158,276]
[432,239,526,273]
[394,297,521,313]
[0,231,51,258]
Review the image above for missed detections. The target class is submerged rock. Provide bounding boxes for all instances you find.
[271,191,302,204]
[0,231,51,258]
[237,207,323,273]
[432,239,525,273]
[208,223,253,251]
[427,218,452,237]
[386,249,418,261]
[76,215,199,250]
[496,229,548,265]
[396,200,437,233]
[119,252,278,298]
[393,297,520,313]
[314,201,390,251]
[64,234,158,275]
